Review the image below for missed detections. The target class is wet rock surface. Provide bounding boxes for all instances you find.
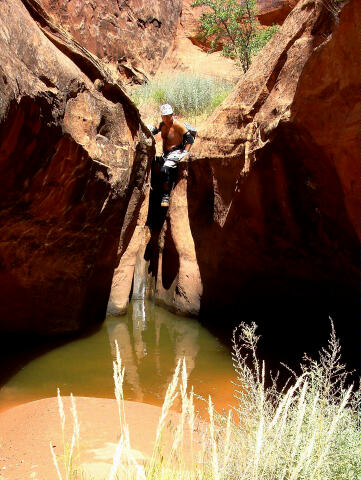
[147,0,359,367]
[0,0,153,335]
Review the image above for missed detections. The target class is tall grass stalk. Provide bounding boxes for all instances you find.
[110,343,146,480]
[70,393,80,455]
[51,321,360,480]
[52,389,80,480]
[146,358,181,479]
[187,386,195,469]
[113,340,126,438]
[169,359,188,460]
[208,396,219,480]
[50,440,63,480]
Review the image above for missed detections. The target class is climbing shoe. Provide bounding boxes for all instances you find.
[161,194,170,207]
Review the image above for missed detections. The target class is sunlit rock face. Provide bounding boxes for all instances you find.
[157,0,241,82]
[150,0,359,320]
[38,0,182,84]
[157,0,297,82]
[36,0,296,85]
[0,0,153,335]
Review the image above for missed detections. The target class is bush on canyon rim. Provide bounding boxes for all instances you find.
[131,73,234,120]
[53,322,360,480]
[192,0,279,73]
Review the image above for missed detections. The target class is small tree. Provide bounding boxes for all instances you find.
[192,0,278,73]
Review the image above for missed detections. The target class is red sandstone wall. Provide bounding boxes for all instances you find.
[149,0,359,318]
[0,0,153,335]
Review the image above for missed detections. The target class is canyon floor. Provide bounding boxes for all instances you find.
[0,396,196,480]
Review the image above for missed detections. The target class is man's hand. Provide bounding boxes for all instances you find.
[179,150,190,161]
[146,124,158,135]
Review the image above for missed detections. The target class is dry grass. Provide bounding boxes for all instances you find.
[130,73,235,126]
[51,391,81,480]
[51,320,360,480]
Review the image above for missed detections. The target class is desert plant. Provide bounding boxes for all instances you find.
[131,73,234,121]
[50,390,81,480]
[51,321,360,480]
[192,0,278,73]
[226,320,361,480]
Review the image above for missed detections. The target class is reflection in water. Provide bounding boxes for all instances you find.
[108,300,202,405]
[107,300,234,411]
[0,300,235,413]
[132,300,147,362]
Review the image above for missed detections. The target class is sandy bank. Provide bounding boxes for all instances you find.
[0,396,191,480]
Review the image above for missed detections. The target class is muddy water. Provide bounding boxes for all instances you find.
[0,300,235,414]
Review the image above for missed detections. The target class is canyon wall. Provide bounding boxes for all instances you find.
[258,0,299,25]
[36,0,298,85]
[156,0,240,82]
[0,0,153,335]
[38,0,183,84]
[157,0,299,81]
[150,0,359,323]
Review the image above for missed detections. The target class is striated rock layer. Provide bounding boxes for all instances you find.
[148,0,359,362]
[0,0,153,335]
[38,0,183,84]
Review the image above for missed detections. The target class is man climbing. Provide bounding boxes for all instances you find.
[149,104,194,207]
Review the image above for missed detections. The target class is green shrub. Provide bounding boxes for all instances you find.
[131,73,235,119]
[151,88,167,105]
[210,90,230,111]
[192,0,279,73]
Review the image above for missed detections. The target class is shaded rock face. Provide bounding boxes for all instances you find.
[258,0,299,25]
[38,0,182,83]
[148,0,359,363]
[0,0,153,335]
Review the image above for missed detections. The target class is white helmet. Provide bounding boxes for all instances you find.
[160,103,173,115]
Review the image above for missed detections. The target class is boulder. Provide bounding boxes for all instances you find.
[0,0,153,335]
[148,0,359,359]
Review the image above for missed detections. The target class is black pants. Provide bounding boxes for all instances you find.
[159,164,177,195]
[152,153,179,195]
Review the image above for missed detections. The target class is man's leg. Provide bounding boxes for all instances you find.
[160,164,171,207]
[160,164,178,207]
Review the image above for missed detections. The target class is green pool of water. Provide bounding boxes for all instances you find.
[0,300,235,413]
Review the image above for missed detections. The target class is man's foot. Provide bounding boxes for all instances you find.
[161,194,170,207]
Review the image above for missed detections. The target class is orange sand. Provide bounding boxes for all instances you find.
[0,396,203,480]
